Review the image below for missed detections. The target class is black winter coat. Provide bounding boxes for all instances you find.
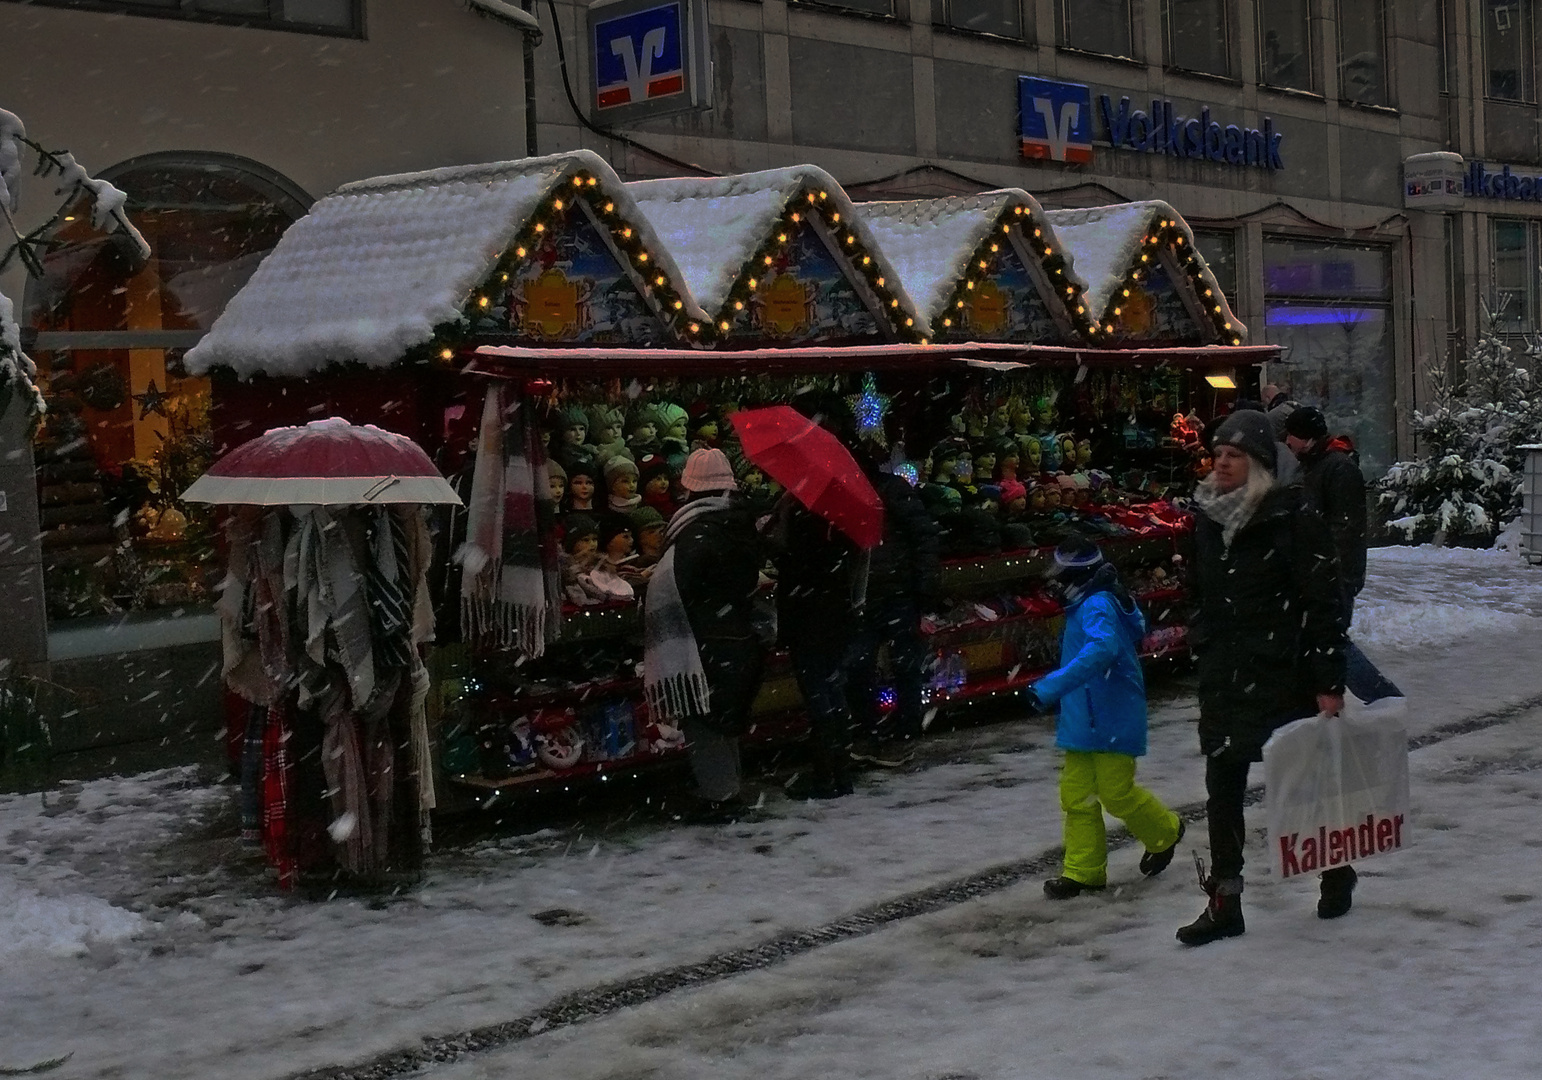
[775,505,862,649]
[1190,483,1348,760]
[1298,445,1368,598]
[866,472,942,601]
[671,495,764,643]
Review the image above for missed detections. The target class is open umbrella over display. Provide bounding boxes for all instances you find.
[729,404,883,549]
[182,417,462,506]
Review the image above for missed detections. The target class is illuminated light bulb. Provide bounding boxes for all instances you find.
[1043,248,1051,256]
[1123,288,1130,297]
[1140,253,1148,262]
[979,260,988,269]
[890,298,898,307]
[500,272,509,281]
[719,320,730,330]
[1213,306,1222,314]
[1223,321,1232,329]
[990,243,998,252]
[553,199,564,210]
[791,212,801,222]
[1013,206,1024,215]
[621,227,632,238]
[534,223,545,232]
[1002,224,1011,233]
[673,300,683,309]
[1232,337,1241,345]
[966,281,975,290]
[587,177,598,186]
[440,348,453,360]
[905,317,913,326]
[920,338,929,345]
[689,322,700,333]
[876,276,885,287]
[638,252,648,262]
[764,255,774,265]
[845,235,855,245]
[808,193,818,204]
[1064,287,1074,295]
[862,256,871,265]
[1076,305,1085,314]
[604,202,614,212]
[516,247,526,257]
[478,296,489,308]
[1033,227,1041,236]
[1204,289,1213,297]
[819,191,828,199]
[734,301,744,310]
[943,317,952,327]
[1104,324,1113,332]
[777,233,787,242]
[655,275,666,285]
[1113,307,1121,316]
[956,300,965,308]
[572,177,583,187]
[748,278,758,288]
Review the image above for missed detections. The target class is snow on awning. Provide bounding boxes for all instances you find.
[186,151,705,379]
[1044,200,1245,346]
[860,189,1092,342]
[627,165,927,346]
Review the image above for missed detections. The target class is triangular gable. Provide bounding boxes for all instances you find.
[628,166,926,346]
[1043,201,1245,346]
[859,190,1093,343]
[187,151,705,378]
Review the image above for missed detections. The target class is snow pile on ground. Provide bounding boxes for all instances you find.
[0,877,144,963]
[1352,542,1542,650]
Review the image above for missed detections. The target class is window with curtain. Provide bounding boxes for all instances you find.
[1491,218,1534,332]
[0,0,360,33]
[1061,0,1132,58]
[1486,0,1536,101]
[1262,238,1395,475]
[933,0,1024,38]
[1257,0,1313,91]
[1338,0,1387,105]
[1165,0,1230,76]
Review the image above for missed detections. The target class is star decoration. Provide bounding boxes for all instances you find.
[847,372,891,447]
[133,379,170,420]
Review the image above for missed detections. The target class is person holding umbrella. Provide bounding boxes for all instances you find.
[642,447,767,822]
[730,396,885,801]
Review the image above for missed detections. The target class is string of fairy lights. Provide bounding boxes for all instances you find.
[1096,215,1242,347]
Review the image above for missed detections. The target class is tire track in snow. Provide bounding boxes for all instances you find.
[290,690,1542,1080]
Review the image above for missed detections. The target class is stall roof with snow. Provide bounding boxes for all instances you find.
[627,166,927,347]
[1044,201,1244,347]
[185,151,707,380]
[859,190,1093,344]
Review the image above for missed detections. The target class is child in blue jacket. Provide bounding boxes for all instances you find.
[1031,537,1184,898]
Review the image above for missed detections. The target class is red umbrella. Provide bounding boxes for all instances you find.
[182,417,461,506]
[730,405,883,549]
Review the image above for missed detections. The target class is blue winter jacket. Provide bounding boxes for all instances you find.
[1032,588,1150,756]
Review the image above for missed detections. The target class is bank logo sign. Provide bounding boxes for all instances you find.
[1018,77,1285,171]
[588,0,711,123]
[1018,77,1094,164]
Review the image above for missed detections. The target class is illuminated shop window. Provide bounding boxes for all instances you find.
[24,154,308,621]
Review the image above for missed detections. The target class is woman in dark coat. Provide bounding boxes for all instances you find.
[643,448,766,820]
[1179,410,1349,946]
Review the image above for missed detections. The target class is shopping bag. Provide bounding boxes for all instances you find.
[1262,696,1410,880]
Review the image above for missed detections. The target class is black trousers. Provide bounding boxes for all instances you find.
[1205,751,1253,881]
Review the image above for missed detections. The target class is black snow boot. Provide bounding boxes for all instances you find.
[1139,819,1186,878]
[1318,865,1358,919]
[1043,876,1106,900]
[1176,857,1245,946]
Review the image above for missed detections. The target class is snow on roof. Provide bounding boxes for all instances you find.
[1044,200,1246,342]
[627,165,923,331]
[859,190,1085,335]
[186,151,703,379]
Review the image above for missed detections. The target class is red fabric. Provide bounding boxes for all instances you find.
[261,703,298,891]
[209,417,440,479]
[729,405,885,549]
[1326,434,1356,455]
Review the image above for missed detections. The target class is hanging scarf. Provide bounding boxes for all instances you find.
[608,492,642,513]
[642,495,730,720]
[261,699,297,891]
[1193,463,1275,550]
[458,385,563,655]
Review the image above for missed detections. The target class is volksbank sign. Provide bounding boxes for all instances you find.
[1018,76,1285,171]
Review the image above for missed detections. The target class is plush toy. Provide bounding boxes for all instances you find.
[604,456,641,513]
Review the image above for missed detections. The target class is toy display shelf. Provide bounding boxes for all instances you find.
[939,530,1187,592]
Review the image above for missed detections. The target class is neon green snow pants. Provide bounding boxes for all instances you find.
[1059,750,1181,887]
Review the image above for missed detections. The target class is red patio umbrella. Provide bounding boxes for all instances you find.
[182,417,461,506]
[730,405,883,549]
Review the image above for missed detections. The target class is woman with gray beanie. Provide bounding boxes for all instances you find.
[1179,409,1349,945]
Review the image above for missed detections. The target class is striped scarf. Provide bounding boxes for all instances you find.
[459,385,563,655]
[642,496,730,720]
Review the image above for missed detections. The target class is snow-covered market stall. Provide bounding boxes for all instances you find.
[183,149,1276,867]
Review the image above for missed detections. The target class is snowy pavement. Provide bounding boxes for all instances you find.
[5,544,1542,1080]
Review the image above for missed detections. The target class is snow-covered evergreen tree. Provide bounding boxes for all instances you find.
[1379,304,1542,545]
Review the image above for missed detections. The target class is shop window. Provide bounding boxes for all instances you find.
[0,0,361,34]
[933,0,1024,39]
[1257,0,1313,91]
[1164,0,1230,76]
[1338,0,1387,106]
[1491,218,1535,332]
[1262,238,1394,475]
[1192,229,1237,305]
[1486,0,1536,101]
[1060,0,1132,58]
[24,153,309,621]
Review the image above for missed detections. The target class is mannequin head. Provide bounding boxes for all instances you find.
[547,460,567,504]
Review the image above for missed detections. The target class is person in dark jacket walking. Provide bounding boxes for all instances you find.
[1179,410,1351,946]
[846,442,941,755]
[1284,406,1403,704]
[642,448,766,821]
[1032,537,1184,899]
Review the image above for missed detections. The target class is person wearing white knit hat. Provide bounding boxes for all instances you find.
[678,447,737,493]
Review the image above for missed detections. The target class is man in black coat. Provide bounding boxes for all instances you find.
[1179,410,1351,946]
[1284,406,1367,614]
[846,446,942,753]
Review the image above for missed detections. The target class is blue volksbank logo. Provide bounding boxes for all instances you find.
[1017,77,1284,171]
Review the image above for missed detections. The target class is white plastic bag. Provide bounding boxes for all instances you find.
[1262,696,1411,880]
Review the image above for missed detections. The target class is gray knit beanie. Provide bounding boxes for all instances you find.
[1213,409,1278,470]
